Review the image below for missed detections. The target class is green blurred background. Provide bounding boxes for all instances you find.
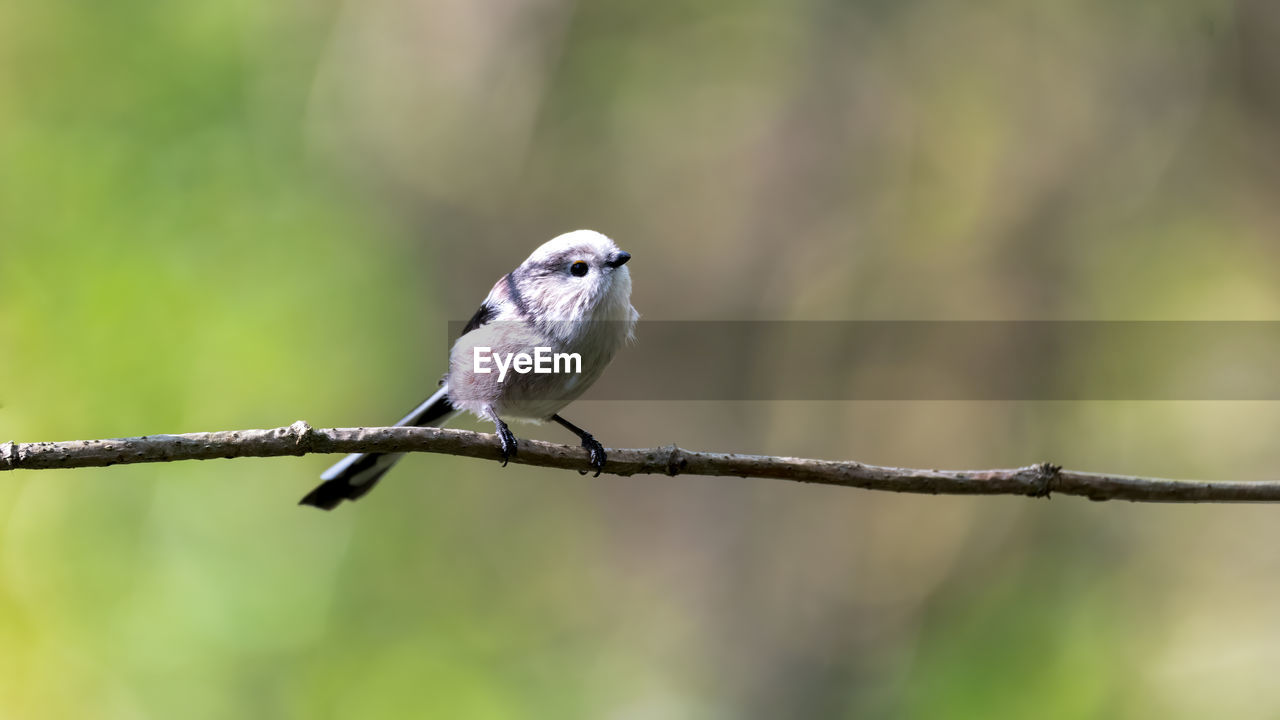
[4,0,1280,717]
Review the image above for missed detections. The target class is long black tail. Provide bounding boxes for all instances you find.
[299,387,457,510]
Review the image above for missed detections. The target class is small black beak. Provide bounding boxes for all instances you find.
[606,251,632,268]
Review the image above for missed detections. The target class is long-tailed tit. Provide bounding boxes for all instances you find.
[300,229,637,510]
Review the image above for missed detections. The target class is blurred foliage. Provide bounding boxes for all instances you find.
[3,0,1280,717]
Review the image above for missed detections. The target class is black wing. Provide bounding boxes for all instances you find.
[461,302,495,335]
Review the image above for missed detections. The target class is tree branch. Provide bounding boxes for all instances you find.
[0,421,1275,503]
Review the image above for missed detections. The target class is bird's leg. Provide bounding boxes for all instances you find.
[551,414,606,477]
[494,420,518,466]
[481,407,518,466]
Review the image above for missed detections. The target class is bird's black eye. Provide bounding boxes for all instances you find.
[570,261,589,277]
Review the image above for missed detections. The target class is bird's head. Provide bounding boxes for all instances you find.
[511,229,634,326]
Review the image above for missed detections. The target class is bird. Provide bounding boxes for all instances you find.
[299,229,637,510]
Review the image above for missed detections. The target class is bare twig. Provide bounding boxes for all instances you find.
[0,421,1275,503]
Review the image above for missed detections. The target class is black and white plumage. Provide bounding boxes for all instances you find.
[300,229,637,510]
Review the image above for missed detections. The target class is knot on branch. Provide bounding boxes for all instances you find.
[1026,462,1062,498]
[665,445,688,477]
[288,421,316,455]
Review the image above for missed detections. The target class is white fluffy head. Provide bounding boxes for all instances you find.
[510,229,635,326]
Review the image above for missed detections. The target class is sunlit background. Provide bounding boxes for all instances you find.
[4,0,1280,717]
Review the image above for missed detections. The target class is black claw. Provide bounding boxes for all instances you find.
[549,415,607,477]
[580,434,607,477]
[496,422,518,467]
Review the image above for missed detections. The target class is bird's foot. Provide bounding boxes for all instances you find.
[496,422,518,467]
[578,434,606,477]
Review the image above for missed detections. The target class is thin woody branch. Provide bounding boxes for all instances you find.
[1,421,1276,503]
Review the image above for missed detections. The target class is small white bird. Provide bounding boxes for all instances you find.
[300,229,637,510]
